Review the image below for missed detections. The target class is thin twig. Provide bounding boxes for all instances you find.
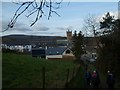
[3,0,62,31]
[30,0,43,26]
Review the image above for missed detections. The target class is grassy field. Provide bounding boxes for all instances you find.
[66,66,85,88]
[2,53,78,88]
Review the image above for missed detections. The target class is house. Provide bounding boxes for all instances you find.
[31,48,46,58]
[46,46,74,60]
[31,46,75,60]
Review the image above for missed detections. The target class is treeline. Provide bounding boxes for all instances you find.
[72,31,84,60]
[2,48,31,55]
[95,12,120,80]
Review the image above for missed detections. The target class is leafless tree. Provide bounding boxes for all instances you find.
[83,14,100,36]
[3,0,63,32]
[83,14,102,49]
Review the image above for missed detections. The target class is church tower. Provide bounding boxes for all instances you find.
[66,29,72,41]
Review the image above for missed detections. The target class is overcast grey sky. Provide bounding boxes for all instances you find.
[0,1,118,36]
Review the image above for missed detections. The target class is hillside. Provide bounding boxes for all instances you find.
[2,34,66,45]
[2,34,96,48]
[2,53,78,88]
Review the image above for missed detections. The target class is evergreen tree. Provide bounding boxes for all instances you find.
[72,31,84,60]
[97,12,120,81]
[100,12,115,34]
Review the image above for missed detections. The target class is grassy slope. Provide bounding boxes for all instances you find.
[2,53,77,88]
[66,66,85,88]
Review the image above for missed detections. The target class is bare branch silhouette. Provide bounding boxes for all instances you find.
[2,0,62,32]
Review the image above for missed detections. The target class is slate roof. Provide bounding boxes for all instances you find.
[46,47,68,55]
[32,46,70,56]
[32,48,45,56]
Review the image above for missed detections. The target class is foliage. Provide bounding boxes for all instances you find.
[96,12,120,82]
[2,48,18,53]
[72,31,84,60]
[100,12,115,30]
[2,48,30,55]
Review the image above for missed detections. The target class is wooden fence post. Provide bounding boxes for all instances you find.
[42,67,45,89]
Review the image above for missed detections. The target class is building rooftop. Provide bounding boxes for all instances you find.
[46,47,68,55]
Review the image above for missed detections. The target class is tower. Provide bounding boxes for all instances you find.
[66,29,72,41]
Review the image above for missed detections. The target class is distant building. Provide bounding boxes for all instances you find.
[31,48,46,58]
[81,37,98,62]
[31,46,75,60]
[30,36,58,48]
[66,30,72,41]
[46,46,74,60]
[56,39,71,46]
[84,37,97,53]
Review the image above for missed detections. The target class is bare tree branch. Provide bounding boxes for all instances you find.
[3,0,62,32]
[2,2,33,32]
[48,0,52,20]
[30,0,43,26]
[52,11,60,17]
[83,14,102,49]
[26,9,38,18]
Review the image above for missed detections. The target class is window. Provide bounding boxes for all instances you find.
[66,49,70,54]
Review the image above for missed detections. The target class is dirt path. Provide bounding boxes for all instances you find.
[85,62,107,89]
[66,62,108,89]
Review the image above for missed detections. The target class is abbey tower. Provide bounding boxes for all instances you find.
[66,30,72,41]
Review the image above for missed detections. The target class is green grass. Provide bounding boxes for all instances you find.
[2,53,77,88]
[66,66,85,88]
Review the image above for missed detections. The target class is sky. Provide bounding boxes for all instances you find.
[0,1,119,37]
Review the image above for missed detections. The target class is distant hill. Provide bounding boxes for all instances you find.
[2,34,67,46]
[2,34,97,48]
